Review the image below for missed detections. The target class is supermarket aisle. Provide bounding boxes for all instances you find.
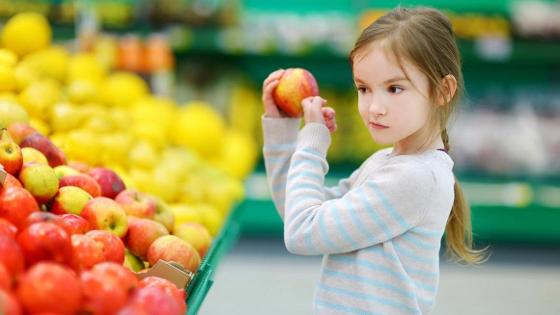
[201,238,560,315]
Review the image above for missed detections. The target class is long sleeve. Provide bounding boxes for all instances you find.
[262,117,359,221]
[284,123,436,255]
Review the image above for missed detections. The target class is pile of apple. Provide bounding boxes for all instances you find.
[0,125,211,315]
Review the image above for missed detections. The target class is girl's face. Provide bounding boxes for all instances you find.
[353,42,435,152]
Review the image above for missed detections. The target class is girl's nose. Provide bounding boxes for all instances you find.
[369,99,387,117]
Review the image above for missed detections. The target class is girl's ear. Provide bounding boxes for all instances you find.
[438,74,457,106]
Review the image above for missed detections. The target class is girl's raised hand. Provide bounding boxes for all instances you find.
[301,96,337,133]
[262,69,287,118]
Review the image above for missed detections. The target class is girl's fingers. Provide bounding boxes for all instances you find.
[263,69,285,89]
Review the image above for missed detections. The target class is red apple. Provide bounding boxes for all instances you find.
[125,217,168,260]
[153,197,174,233]
[81,197,128,237]
[58,214,90,235]
[17,262,81,315]
[88,167,126,199]
[174,222,212,258]
[16,222,72,266]
[0,234,24,281]
[272,68,319,117]
[139,276,186,306]
[0,187,39,228]
[0,218,17,239]
[115,189,156,219]
[70,234,104,272]
[0,264,10,291]
[7,123,36,145]
[85,230,125,263]
[21,147,48,165]
[0,174,22,193]
[53,165,80,179]
[117,304,150,315]
[147,235,201,273]
[59,173,101,198]
[0,129,22,176]
[128,286,184,315]
[20,133,67,168]
[80,262,138,315]
[51,186,92,215]
[0,289,22,315]
[67,160,90,173]
[18,163,59,204]
[20,211,60,230]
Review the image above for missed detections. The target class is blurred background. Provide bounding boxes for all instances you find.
[0,0,559,314]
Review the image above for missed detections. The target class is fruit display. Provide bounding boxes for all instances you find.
[0,11,258,314]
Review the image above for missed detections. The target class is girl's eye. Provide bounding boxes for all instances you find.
[388,86,404,94]
[357,86,368,94]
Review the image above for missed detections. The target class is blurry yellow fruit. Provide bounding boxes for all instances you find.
[170,203,203,230]
[159,148,200,183]
[22,46,69,82]
[205,177,244,215]
[19,79,60,120]
[67,53,106,84]
[111,166,135,190]
[66,80,98,104]
[29,117,49,135]
[1,12,51,57]
[172,101,225,158]
[0,99,28,128]
[132,96,176,127]
[49,133,66,151]
[129,168,152,193]
[0,49,17,66]
[131,123,168,150]
[129,141,159,170]
[100,132,134,165]
[195,203,224,236]
[142,167,181,203]
[179,177,206,204]
[22,147,48,165]
[14,62,41,91]
[108,108,131,130]
[64,129,102,166]
[214,131,258,179]
[0,63,15,92]
[0,93,18,103]
[49,102,83,133]
[100,72,148,107]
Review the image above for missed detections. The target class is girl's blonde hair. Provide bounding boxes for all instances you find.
[350,7,487,264]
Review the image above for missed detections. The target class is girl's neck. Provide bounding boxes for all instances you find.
[390,131,445,157]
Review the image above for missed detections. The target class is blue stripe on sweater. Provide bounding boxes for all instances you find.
[342,197,377,244]
[364,245,438,279]
[288,170,324,183]
[400,233,440,251]
[315,299,377,315]
[317,283,419,314]
[290,156,321,171]
[319,210,339,251]
[300,147,323,158]
[329,203,358,248]
[393,242,435,265]
[367,181,412,231]
[355,189,392,241]
[264,143,295,151]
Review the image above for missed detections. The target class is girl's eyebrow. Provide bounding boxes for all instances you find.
[353,76,409,84]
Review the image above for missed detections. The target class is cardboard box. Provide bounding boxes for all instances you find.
[136,260,195,289]
[0,165,6,186]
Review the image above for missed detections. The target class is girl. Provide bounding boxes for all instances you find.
[261,7,486,315]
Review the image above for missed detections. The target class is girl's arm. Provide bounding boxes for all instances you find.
[283,123,436,255]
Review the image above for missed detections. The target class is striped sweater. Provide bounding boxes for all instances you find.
[262,117,455,315]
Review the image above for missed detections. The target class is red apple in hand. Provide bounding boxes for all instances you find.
[20,133,67,168]
[18,163,59,204]
[0,234,25,280]
[70,234,104,271]
[0,129,22,176]
[0,289,22,315]
[88,167,126,199]
[115,189,156,219]
[51,186,92,215]
[16,222,73,266]
[85,230,125,263]
[272,68,319,117]
[0,187,39,228]
[17,262,81,315]
[58,214,90,235]
[81,197,128,237]
[147,235,201,273]
[125,217,168,260]
[59,173,101,198]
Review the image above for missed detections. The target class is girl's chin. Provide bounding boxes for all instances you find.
[368,132,394,145]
